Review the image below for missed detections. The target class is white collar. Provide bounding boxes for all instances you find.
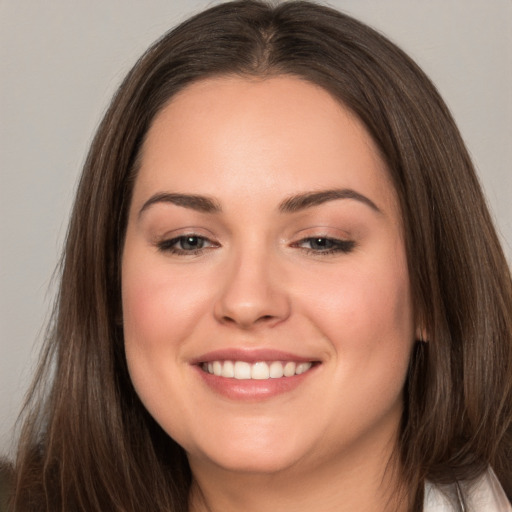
[424,468,511,511]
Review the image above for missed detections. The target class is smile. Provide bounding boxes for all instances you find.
[201,360,314,380]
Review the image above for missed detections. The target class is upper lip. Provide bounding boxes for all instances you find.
[190,348,319,365]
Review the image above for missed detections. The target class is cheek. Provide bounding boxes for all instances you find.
[298,250,414,366]
[309,256,414,422]
[120,253,209,431]
[122,255,210,351]
[121,258,175,401]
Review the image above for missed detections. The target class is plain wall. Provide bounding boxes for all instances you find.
[1,0,511,457]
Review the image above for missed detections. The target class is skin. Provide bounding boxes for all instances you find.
[122,75,417,511]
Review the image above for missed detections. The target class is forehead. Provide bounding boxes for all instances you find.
[134,75,398,217]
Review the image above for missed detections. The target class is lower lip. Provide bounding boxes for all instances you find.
[195,365,318,401]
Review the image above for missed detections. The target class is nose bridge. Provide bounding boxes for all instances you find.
[214,239,290,328]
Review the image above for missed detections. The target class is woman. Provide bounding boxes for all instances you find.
[5,1,512,510]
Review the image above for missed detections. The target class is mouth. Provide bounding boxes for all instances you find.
[201,360,315,380]
[192,349,321,400]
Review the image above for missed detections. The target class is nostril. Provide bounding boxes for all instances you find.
[219,311,283,330]
[222,313,275,324]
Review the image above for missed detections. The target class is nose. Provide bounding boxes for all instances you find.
[213,249,291,330]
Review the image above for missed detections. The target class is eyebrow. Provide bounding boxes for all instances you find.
[138,192,222,219]
[138,187,381,219]
[278,188,381,214]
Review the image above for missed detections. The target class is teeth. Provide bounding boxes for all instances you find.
[234,361,251,380]
[251,362,270,380]
[269,361,284,378]
[213,361,222,376]
[221,360,234,378]
[296,362,310,375]
[283,361,296,377]
[202,360,313,379]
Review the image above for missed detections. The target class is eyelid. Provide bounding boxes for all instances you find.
[287,225,356,256]
[291,224,352,238]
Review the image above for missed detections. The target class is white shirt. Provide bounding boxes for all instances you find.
[424,469,511,511]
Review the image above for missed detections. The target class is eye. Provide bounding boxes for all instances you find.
[176,235,206,250]
[157,234,218,255]
[294,237,355,255]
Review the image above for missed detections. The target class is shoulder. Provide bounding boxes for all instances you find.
[424,469,512,512]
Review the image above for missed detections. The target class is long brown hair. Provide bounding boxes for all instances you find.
[9,1,512,510]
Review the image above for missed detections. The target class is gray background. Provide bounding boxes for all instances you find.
[1,0,511,457]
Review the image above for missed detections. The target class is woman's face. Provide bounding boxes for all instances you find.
[122,76,416,476]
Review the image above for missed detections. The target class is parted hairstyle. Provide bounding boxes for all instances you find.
[7,1,512,511]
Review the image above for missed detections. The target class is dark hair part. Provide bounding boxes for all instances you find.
[10,1,512,510]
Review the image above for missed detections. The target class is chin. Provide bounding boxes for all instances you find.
[194,446,303,475]
[183,422,313,475]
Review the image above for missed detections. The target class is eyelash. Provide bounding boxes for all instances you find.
[293,237,356,255]
[156,234,355,257]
